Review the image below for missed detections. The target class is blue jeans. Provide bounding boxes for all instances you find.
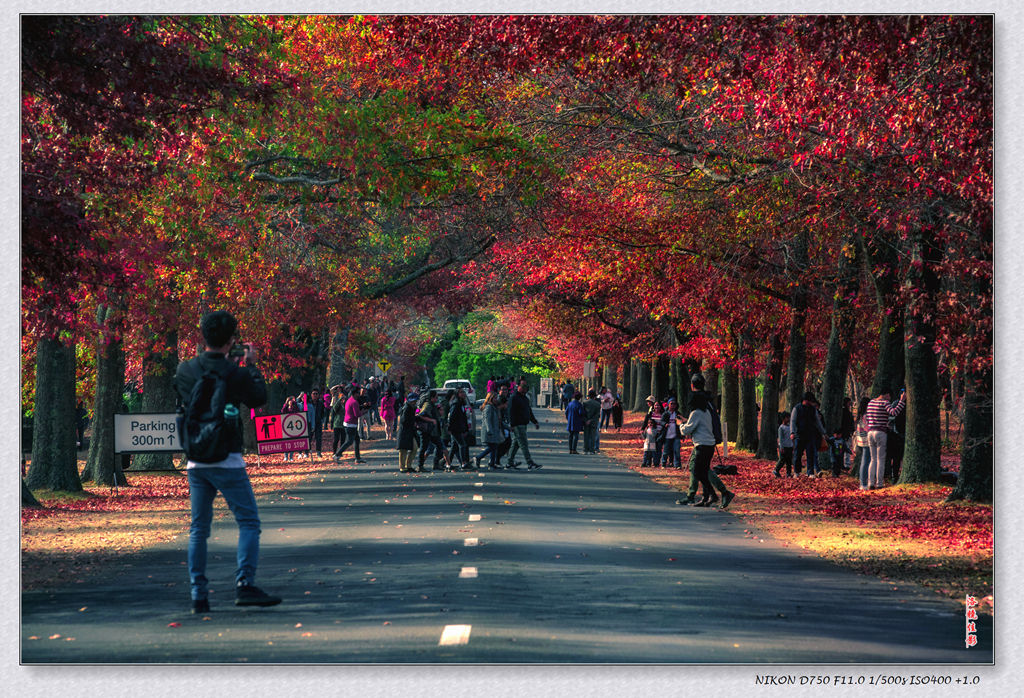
[188,467,261,601]
[662,436,681,467]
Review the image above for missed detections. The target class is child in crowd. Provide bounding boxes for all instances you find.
[829,430,850,477]
[642,418,659,467]
[774,411,793,477]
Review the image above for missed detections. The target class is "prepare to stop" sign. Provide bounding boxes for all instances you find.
[255,413,309,455]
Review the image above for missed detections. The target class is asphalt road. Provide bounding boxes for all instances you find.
[21,408,992,663]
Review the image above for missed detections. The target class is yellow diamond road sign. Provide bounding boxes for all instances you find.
[378,359,391,373]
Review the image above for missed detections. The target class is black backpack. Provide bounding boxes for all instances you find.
[177,362,234,463]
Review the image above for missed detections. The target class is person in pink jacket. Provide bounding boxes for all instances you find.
[380,390,397,440]
[333,387,365,464]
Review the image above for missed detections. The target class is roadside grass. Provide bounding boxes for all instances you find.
[599,413,993,616]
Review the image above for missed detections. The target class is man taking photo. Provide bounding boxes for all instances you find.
[174,310,282,614]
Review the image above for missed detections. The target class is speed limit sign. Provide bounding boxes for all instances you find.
[281,413,308,438]
[255,412,310,456]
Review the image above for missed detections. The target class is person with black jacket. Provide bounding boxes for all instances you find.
[506,379,542,470]
[174,310,281,614]
[416,390,450,471]
[791,391,827,477]
[446,388,474,470]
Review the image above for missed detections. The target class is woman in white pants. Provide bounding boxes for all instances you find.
[864,388,906,489]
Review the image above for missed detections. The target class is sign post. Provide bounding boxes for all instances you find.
[114,413,181,453]
[255,413,309,456]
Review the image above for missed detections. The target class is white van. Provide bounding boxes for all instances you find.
[441,379,476,405]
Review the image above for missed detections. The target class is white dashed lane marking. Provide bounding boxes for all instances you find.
[468,514,481,522]
[473,494,483,501]
[464,538,479,546]
[439,624,472,646]
[459,567,478,578]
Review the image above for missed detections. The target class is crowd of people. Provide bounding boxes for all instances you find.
[558,373,909,504]
[560,377,736,509]
[773,387,907,491]
[272,374,547,475]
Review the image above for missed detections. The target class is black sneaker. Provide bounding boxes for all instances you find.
[506,461,521,469]
[235,583,282,607]
[676,497,695,506]
[527,462,542,470]
[191,598,210,614]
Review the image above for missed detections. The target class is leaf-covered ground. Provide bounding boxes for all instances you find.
[599,413,993,616]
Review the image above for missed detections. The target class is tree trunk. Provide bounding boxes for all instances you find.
[632,360,651,411]
[898,229,943,484]
[785,230,809,411]
[652,356,670,402]
[947,357,992,502]
[680,359,697,412]
[736,334,759,451]
[22,478,42,507]
[327,326,351,388]
[84,320,129,487]
[670,356,686,404]
[757,334,785,459]
[26,336,82,492]
[872,309,905,395]
[602,362,618,395]
[267,381,289,417]
[132,330,178,471]
[723,364,739,443]
[947,242,992,501]
[705,366,720,412]
[861,230,906,395]
[820,233,861,434]
[621,359,631,405]
[630,359,646,411]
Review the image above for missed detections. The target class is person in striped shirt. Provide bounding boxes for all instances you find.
[864,387,907,489]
